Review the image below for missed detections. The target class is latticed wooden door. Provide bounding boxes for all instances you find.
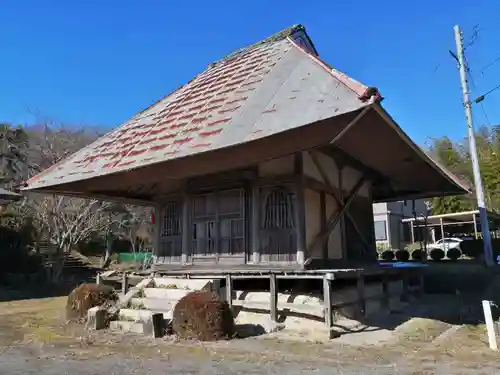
[259,187,297,262]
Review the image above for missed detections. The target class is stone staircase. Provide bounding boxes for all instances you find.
[109,277,216,336]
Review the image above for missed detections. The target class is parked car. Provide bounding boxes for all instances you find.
[427,237,464,252]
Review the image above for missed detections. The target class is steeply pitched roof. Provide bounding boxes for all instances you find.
[23,24,467,202]
[25,24,378,192]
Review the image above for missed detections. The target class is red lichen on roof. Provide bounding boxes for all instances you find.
[25,24,381,189]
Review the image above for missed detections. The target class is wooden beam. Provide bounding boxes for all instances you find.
[381,273,390,310]
[320,191,327,262]
[309,151,372,253]
[323,273,339,339]
[181,194,190,265]
[329,106,371,145]
[153,204,162,257]
[338,163,347,260]
[225,274,233,309]
[251,183,260,264]
[256,174,296,187]
[307,174,367,254]
[294,153,306,267]
[270,273,278,322]
[401,272,410,302]
[356,272,366,319]
[320,146,389,185]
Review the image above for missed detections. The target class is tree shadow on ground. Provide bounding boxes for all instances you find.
[0,269,98,302]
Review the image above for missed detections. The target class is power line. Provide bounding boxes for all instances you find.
[474,83,500,103]
[466,68,493,126]
[463,24,481,51]
[480,56,500,74]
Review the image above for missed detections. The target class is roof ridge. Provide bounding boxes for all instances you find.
[210,24,308,67]
[287,37,382,103]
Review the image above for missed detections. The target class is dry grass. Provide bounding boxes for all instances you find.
[172,290,235,341]
[1,289,500,369]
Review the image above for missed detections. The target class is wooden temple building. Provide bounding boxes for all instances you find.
[24,25,468,274]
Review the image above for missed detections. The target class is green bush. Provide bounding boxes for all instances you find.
[430,248,445,261]
[446,248,461,261]
[460,239,483,258]
[411,249,424,260]
[395,249,410,262]
[381,250,395,261]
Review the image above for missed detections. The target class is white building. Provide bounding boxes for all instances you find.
[373,200,429,250]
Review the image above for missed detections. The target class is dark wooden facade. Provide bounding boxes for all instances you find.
[154,149,377,268]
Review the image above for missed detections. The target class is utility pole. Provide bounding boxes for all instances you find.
[454,25,494,266]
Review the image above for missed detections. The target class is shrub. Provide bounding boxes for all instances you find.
[395,249,410,262]
[381,250,395,261]
[66,283,118,322]
[430,248,445,261]
[460,239,483,258]
[447,248,462,261]
[172,290,235,341]
[411,249,424,261]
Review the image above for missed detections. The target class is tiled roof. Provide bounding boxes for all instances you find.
[25,25,378,191]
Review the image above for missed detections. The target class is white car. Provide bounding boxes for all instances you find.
[427,237,463,252]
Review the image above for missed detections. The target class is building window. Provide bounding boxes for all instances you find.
[192,189,245,256]
[263,189,295,230]
[159,201,182,258]
[374,220,387,241]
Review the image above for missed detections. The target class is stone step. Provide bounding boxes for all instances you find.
[119,308,173,321]
[153,277,212,291]
[110,320,146,334]
[110,312,169,337]
[131,297,175,311]
[143,287,192,300]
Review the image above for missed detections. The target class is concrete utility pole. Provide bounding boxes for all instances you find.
[454,25,494,266]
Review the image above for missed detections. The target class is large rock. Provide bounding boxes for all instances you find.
[172,290,235,341]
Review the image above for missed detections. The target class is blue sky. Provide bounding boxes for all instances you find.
[1,1,499,145]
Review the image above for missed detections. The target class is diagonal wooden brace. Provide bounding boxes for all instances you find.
[308,173,367,254]
[309,151,371,252]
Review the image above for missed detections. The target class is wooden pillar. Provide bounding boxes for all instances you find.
[225,274,233,308]
[294,153,306,267]
[122,272,129,295]
[417,269,425,297]
[473,213,478,239]
[381,273,390,310]
[270,273,278,322]
[338,163,347,260]
[356,272,366,318]
[439,217,445,241]
[251,184,260,264]
[320,191,327,264]
[323,272,338,339]
[401,272,409,302]
[181,193,190,265]
[153,204,162,260]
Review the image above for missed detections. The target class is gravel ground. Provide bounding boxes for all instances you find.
[0,346,498,375]
[1,293,500,374]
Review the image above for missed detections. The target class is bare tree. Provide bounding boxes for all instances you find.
[2,120,152,277]
[116,205,153,255]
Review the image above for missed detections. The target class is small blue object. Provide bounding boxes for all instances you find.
[378,262,428,269]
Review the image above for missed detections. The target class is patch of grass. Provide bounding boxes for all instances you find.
[397,318,451,342]
[127,301,145,309]
[157,284,178,289]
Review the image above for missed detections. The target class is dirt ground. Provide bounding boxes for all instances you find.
[0,294,500,374]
